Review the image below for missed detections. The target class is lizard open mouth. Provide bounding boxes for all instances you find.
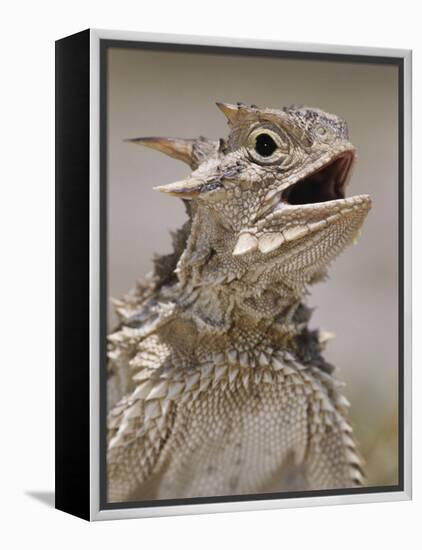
[281,152,355,206]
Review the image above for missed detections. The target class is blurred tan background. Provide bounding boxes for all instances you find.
[107,47,399,487]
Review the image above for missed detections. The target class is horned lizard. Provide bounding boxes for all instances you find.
[107,102,371,502]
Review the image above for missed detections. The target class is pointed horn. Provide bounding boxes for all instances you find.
[125,137,195,167]
[216,102,241,125]
[153,178,202,199]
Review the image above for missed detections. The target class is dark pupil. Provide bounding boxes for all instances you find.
[255,133,277,157]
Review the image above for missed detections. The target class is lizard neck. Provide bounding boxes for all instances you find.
[150,209,329,365]
[172,209,309,331]
[159,281,327,371]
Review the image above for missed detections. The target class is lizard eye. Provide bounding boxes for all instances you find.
[255,133,277,157]
[247,127,289,165]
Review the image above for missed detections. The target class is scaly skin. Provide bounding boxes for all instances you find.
[107,102,371,502]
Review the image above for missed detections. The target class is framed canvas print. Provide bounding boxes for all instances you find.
[55,29,412,521]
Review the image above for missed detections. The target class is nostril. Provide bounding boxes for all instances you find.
[200,179,223,193]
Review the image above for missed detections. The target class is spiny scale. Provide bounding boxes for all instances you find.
[108,343,363,500]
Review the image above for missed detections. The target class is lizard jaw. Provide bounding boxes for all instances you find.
[233,149,371,258]
[258,148,372,245]
[254,149,357,223]
[232,194,371,257]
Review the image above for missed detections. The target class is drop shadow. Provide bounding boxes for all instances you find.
[26,491,55,508]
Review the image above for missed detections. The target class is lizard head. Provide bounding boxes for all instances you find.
[128,103,371,295]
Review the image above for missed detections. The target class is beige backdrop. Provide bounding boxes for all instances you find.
[107,47,399,486]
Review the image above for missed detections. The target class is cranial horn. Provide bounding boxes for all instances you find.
[153,177,203,199]
[125,137,195,167]
[216,102,242,125]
